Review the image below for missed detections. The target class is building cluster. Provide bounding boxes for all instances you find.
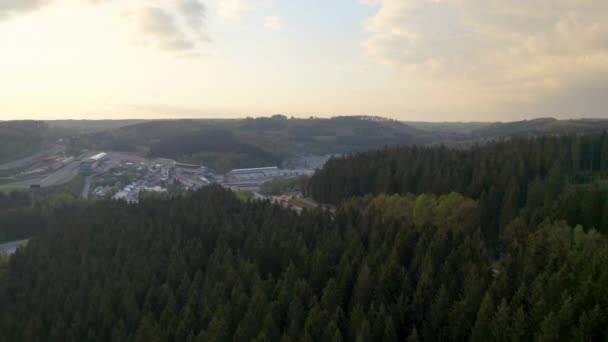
[108,162,171,203]
[221,166,314,192]
[80,152,108,175]
[173,165,215,191]
[82,154,317,201]
[112,184,167,203]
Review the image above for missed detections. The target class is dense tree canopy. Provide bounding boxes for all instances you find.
[4,130,608,340]
[0,190,82,243]
[309,133,608,240]
[1,186,608,340]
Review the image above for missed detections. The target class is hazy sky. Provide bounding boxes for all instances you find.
[1,0,607,121]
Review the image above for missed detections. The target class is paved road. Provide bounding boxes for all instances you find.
[82,176,93,199]
[0,176,46,188]
[0,161,80,189]
[0,239,29,256]
[40,161,80,187]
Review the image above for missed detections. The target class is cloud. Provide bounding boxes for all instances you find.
[360,0,608,115]
[177,0,208,39]
[0,0,50,20]
[132,7,194,51]
[0,0,210,53]
[0,0,107,20]
[264,16,281,30]
[218,0,249,20]
[130,1,210,53]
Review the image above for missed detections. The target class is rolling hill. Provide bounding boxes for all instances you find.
[0,121,53,164]
[67,116,435,172]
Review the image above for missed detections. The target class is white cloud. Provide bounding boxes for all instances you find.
[0,0,50,20]
[131,7,192,51]
[0,0,109,20]
[360,0,608,116]
[128,1,210,53]
[0,0,211,53]
[264,16,281,30]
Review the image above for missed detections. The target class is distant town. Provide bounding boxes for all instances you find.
[0,146,333,213]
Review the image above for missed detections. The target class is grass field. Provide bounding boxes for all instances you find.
[0,187,25,193]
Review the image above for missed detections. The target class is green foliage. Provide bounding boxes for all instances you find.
[0,189,82,243]
[310,133,608,240]
[234,189,255,201]
[5,127,608,340]
[0,187,24,194]
[1,186,607,340]
[413,194,436,228]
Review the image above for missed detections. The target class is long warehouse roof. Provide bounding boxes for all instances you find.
[229,166,278,173]
[89,152,107,161]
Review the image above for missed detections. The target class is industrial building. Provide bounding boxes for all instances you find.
[228,167,280,180]
[227,166,314,181]
[80,152,107,174]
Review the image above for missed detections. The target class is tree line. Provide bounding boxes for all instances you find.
[0,190,82,243]
[308,133,608,242]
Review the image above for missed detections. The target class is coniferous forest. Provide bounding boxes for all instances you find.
[2,134,608,340]
[309,133,608,241]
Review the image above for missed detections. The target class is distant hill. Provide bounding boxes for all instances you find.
[407,118,608,146]
[46,120,150,132]
[0,121,53,163]
[62,116,608,171]
[68,116,435,172]
[469,118,560,138]
[471,118,608,138]
[404,121,492,135]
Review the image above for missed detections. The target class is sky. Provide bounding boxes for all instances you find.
[0,0,607,122]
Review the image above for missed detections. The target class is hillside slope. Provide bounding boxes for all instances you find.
[0,121,53,163]
[68,116,434,172]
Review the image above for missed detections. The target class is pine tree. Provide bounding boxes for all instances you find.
[471,293,495,341]
[407,326,420,342]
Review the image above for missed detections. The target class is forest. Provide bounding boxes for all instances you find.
[0,190,82,243]
[309,133,608,242]
[1,185,607,340]
[2,131,608,340]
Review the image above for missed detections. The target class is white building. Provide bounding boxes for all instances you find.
[227,167,314,181]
